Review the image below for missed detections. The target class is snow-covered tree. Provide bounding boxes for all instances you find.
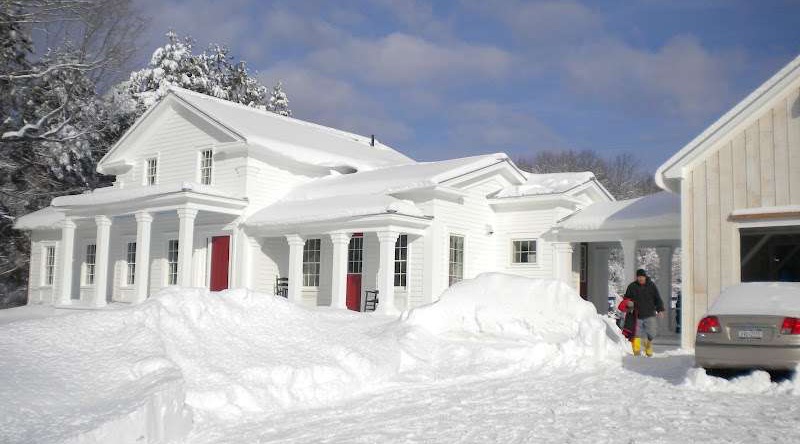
[267,81,292,117]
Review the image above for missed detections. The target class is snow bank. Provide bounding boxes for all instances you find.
[709,282,800,316]
[395,273,627,377]
[683,368,800,396]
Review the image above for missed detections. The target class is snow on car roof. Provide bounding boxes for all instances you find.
[171,87,415,172]
[709,282,800,316]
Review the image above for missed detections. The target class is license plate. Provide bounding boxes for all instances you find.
[737,329,764,339]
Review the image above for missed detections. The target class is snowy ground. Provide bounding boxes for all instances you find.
[1,273,798,443]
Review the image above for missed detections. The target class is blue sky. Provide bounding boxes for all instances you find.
[136,0,800,169]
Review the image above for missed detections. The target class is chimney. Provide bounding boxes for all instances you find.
[370,134,375,147]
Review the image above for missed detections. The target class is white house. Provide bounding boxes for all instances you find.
[656,54,800,348]
[14,87,613,314]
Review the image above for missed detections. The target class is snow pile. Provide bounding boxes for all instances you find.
[708,282,800,316]
[683,368,800,396]
[396,273,627,377]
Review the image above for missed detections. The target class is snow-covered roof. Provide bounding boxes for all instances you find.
[51,182,239,208]
[656,53,800,192]
[280,153,511,201]
[245,154,511,227]
[13,206,64,230]
[555,192,680,238]
[492,172,596,198]
[246,194,424,227]
[168,87,414,172]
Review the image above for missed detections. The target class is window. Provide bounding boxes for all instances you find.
[85,244,96,285]
[146,157,158,185]
[394,234,408,287]
[512,239,537,264]
[303,238,321,286]
[126,242,137,286]
[200,149,213,185]
[448,235,464,286]
[44,246,56,286]
[348,235,363,274]
[167,240,179,285]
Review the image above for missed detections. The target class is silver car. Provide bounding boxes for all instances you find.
[695,282,800,371]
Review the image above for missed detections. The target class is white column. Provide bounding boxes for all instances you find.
[286,234,305,304]
[232,223,252,289]
[57,218,76,305]
[329,232,350,309]
[93,215,112,307]
[376,230,400,316]
[553,242,574,287]
[177,208,197,287]
[133,212,153,303]
[657,246,674,331]
[621,239,638,285]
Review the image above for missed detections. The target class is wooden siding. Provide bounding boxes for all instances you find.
[684,87,800,346]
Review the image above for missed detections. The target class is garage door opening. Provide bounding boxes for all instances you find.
[740,226,800,282]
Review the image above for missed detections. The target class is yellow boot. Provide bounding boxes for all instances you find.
[645,340,654,357]
[632,338,642,356]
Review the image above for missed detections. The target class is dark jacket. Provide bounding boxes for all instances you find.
[624,278,664,319]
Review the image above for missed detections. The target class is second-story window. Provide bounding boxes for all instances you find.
[200,149,213,185]
[146,157,158,186]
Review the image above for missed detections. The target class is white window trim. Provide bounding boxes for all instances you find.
[164,237,180,287]
[510,238,539,267]
[122,237,137,288]
[394,234,408,289]
[197,148,214,186]
[143,154,160,186]
[40,242,57,287]
[448,233,465,286]
[80,239,97,288]
[302,238,322,288]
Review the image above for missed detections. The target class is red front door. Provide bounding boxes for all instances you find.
[210,236,230,291]
[346,234,363,311]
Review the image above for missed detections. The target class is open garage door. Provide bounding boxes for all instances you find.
[740,226,800,282]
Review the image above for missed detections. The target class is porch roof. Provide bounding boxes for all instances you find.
[551,191,680,242]
[13,206,64,230]
[244,194,429,233]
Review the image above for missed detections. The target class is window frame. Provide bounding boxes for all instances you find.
[302,238,321,287]
[124,241,137,287]
[199,148,213,185]
[82,243,97,286]
[166,239,179,286]
[510,238,538,265]
[394,234,408,288]
[448,234,465,286]
[41,244,57,287]
[144,156,159,186]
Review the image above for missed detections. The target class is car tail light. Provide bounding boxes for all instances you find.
[697,316,721,333]
[780,317,800,335]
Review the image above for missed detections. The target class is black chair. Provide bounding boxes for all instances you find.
[275,277,288,298]
[363,289,379,312]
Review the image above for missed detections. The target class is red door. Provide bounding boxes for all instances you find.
[346,234,363,311]
[210,236,230,291]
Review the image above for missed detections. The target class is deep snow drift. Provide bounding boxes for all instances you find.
[0,273,644,443]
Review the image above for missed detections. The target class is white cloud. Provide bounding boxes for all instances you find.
[563,35,745,120]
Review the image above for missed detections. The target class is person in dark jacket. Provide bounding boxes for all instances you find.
[624,268,665,357]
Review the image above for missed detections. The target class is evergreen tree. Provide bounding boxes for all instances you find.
[267,81,292,117]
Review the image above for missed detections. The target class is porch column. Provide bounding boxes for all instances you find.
[57,218,76,305]
[93,215,112,307]
[232,222,253,289]
[177,208,197,287]
[553,242,574,288]
[329,232,350,309]
[621,239,638,285]
[376,230,400,316]
[286,234,305,304]
[657,246,674,330]
[133,212,153,303]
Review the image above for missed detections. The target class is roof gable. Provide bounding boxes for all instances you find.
[657,54,800,192]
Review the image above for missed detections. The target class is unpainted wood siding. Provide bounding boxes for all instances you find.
[682,87,800,347]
